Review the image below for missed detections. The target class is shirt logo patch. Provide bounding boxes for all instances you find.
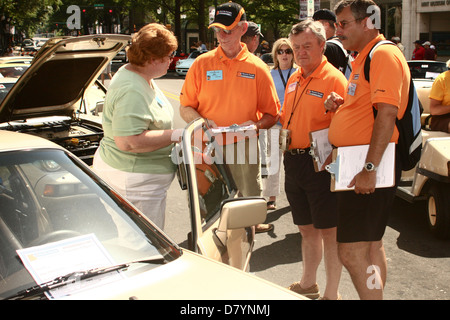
[306,90,324,99]
[237,71,255,79]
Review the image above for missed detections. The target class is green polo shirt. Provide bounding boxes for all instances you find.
[99,66,176,174]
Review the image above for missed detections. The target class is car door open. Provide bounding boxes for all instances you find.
[175,118,267,271]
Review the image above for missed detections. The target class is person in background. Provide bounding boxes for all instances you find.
[180,2,279,233]
[260,40,271,55]
[241,21,264,55]
[430,44,438,59]
[391,36,405,56]
[93,23,180,231]
[313,8,352,78]
[423,41,435,60]
[429,59,450,133]
[412,40,425,60]
[283,20,347,300]
[197,40,207,51]
[101,61,113,84]
[263,38,297,210]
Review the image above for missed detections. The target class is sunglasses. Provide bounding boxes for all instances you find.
[213,27,233,35]
[277,49,293,55]
[336,18,363,29]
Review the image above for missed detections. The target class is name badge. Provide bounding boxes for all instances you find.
[237,71,255,79]
[287,82,297,93]
[348,82,357,96]
[207,70,223,81]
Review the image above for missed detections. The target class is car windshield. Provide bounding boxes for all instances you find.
[408,61,447,80]
[0,81,16,103]
[189,50,205,59]
[0,149,180,299]
[0,65,29,78]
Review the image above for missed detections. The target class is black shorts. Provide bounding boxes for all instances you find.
[336,154,402,243]
[284,152,337,229]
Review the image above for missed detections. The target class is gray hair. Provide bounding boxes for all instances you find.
[289,20,327,53]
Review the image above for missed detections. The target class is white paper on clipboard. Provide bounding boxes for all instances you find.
[309,128,333,172]
[325,142,396,191]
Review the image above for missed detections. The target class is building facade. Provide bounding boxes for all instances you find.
[324,0,450,61]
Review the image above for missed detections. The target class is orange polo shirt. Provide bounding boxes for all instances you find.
[180,44,280,127]
[280,56,347,149]
[328,35,410,147]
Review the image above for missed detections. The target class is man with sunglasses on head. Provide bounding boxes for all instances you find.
[283,20,347,300]
[179,2,280,233]
[324,0,410,299]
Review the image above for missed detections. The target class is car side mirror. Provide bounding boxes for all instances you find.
[214,197,267,247]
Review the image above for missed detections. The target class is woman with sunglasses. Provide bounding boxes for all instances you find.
[93,23,180,231]
[262,38,298,210]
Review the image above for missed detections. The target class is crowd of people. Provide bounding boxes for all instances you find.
[91,0,449,300]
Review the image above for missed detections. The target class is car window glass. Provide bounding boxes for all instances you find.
[0,149,179,299]
[408,62,447,79]
[191,125,236,225]
[0,82,15,103]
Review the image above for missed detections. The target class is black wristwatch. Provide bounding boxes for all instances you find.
[363,162,378,172]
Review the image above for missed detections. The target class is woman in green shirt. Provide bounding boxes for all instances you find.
[93,23,180,230]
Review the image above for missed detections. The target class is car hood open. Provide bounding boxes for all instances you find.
[0,34,130,123]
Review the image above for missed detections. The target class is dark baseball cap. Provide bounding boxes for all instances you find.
[312,9,336,22]
[244,21,264,38]
[209,2,246,31]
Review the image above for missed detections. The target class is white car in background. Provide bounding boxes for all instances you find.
[175,50,207,76]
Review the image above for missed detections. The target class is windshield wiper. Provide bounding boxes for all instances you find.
[6,256,166,300]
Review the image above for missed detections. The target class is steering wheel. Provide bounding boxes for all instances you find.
[28,230,82,246]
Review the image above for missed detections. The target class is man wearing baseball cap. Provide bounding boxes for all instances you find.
[313,8,353,79]
[242,21,264,54]
[180,2,280,233]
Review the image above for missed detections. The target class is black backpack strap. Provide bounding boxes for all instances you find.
[363,40,395,83]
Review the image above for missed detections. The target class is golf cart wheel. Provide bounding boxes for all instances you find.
[427,183,450,239]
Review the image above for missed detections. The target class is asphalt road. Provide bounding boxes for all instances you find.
[115,65,450,300]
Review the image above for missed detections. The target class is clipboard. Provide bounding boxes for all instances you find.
[325,142,395,191]
[309,128,333,172]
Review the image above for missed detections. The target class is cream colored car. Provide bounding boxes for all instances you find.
[0,130,305,300]
[396,61,450,239]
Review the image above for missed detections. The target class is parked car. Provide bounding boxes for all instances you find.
[169,51,188,71]
[175,50,207,76]
[0,63,30,78]
[396,60,450,239]
[0,130,306,300]
[113,48,127,63]
[0,34,130,166]
[0,57,33,65]
[0,77,17,103]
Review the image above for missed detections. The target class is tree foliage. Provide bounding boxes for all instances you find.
[4,0,303,44]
